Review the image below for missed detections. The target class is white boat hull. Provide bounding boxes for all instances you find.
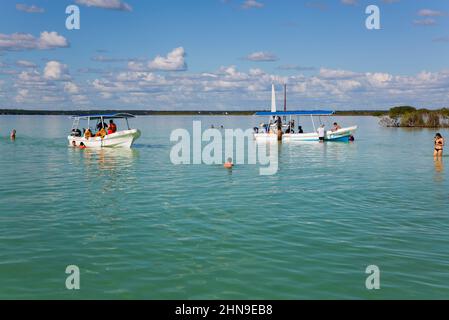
[254,126,357,142]
[68,129,141,148]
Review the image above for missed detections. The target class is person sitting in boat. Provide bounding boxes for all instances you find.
[97,121,108,131]
[71,128,82,137]
[84,128,93,139]
[95,127,107,138]
[298,126,304,134]
[332,122,342,132]
[261,123,268,133]
[108,120,117,134]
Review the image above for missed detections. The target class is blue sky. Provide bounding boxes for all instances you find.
[0,0,448,110]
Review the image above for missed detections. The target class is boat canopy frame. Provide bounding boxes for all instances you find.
[70,113,136,131]
[256,110,335,132]
[255,110,334,116]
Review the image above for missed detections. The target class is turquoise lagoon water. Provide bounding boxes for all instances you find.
[0,115,448,299]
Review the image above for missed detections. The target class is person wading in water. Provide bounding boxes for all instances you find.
[434,133,444,159]
[10,129,16,140]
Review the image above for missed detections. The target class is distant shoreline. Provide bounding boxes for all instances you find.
[0,109,387,116]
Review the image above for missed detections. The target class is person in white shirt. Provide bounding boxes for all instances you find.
[317,125,325,142]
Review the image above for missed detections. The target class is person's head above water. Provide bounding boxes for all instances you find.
[224,157,233,168]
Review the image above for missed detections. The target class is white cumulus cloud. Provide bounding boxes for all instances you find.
[44,61,69,80]
[341,0,357,5]
[242,0,264,9]
[75,0,132,11]
[64,82,79,94]
[245,51,278,62]
[16,4,45,13]
[16,60,37,68]
[129,47,187,72]
[0,31,68,51]
[418,9,445,17]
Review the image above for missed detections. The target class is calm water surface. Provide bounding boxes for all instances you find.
[0,115,448,299]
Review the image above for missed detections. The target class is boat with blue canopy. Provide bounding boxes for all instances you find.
[253,85,357,142]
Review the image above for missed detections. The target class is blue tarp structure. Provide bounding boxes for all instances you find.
[255,110,334,116]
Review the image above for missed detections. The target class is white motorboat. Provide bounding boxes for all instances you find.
[68,113,141,148]
[254,85,357,142]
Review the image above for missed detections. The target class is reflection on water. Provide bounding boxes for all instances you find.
[434,158,444,182]
[82,148,139,170]
[67,148,141,246]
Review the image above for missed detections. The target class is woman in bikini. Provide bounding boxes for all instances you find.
[434,133,444,158]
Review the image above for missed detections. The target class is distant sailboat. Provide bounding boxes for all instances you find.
[271,83,277,113]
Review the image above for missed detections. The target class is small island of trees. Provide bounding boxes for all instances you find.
[380,106,449,128]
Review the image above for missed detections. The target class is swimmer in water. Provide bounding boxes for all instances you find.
[79,142,87,149]
[10,129,16,140]
[434,133,444,158]
[224,157,233,169]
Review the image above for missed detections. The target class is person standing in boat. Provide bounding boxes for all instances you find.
[434,133,444,158]
[276,116,283,141]
[318,124,325,142]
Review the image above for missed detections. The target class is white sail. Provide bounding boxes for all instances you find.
[271,83,277,113]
